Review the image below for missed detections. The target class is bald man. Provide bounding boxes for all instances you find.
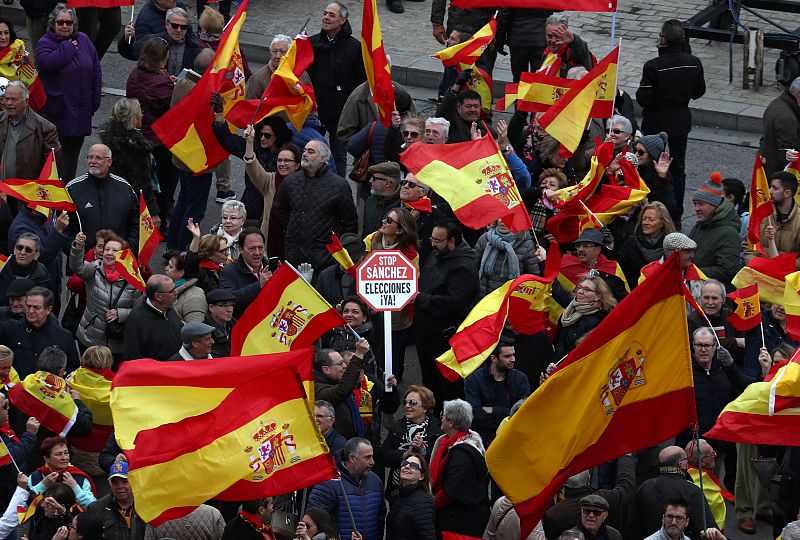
[122,274,183,362]
[66,143,140,250]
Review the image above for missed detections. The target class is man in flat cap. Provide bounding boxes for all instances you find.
[171,321,215,361]
[204,288,236,358]
[362,162,402,238]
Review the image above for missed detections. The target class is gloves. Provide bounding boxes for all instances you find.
[210,92,224,113]
[455,68,473,87]
[717,346,734,368]
[432,23,446,45]
[298,262,313,283]
[600,227,614,246]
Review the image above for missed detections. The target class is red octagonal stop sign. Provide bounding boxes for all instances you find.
[356,250,418,312]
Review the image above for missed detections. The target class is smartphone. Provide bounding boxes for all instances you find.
[268,256,280,272]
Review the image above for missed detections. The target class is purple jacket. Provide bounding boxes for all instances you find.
[126,67,174,144]
[35,28,102,137]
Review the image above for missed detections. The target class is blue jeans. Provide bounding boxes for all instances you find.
[168,170,213,250]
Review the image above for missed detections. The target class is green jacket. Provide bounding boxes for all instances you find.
[689,199,742,286]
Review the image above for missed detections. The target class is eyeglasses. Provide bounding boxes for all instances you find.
[575,285,597,294]
[217,247,230,254]
[221,215,243,221]
[55,19,74,26]
[14,244,35,253]
[403,399,420,406]
[663,514,687,523]
[326,360,347,368]
[400,179,420,189]
[260,132,275,139]
[581,508,606,517]
[159,287,177,295]
[401,460,421,471]
[430,237,446,245]
[169,22,188,30]
[314,413,333,419]
[402,130,420,139]
[635,148,647,157]
[701,452,718,459]
[276,158,296,164]
[383,214,397,225]
[610,128,626,135]
[212,302,235,309]
[86,154,111,160]
[694,343,715,349]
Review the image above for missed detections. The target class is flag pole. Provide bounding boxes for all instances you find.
[336,475,359,534]
[128,5,135,44]
[605,38,622,139]
[0,438,21,474]
[697,309,722,348]
[609,12,616,47]
[692,424,709,531]
[760,320,765,349]
[346,324,362,340]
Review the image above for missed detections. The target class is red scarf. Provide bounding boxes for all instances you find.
[103,265,120,283]
[430,431,468,495]
[239,510,275,539]
[404,197,432,213]
[36,464,97,495]
[0,423,18,443]
[200,260,222,271]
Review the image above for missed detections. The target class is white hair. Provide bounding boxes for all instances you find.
[790,77,800,97]
[546,13,569,27]
[271,34,292,48]
[425,117,450,137]
[165,7,188,21]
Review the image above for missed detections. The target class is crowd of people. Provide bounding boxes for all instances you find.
[0,0,798,539]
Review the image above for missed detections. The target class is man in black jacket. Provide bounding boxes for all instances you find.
[307,2,367,176]
[86,462,147,540]
[122,275,183,361]
[636,21,706,223]
[66,144,139,252]
[219,227,272,319]
[118,5,201,76]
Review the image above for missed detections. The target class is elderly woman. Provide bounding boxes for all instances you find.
[164,250,207,323]
[209,200,246,261]
[606,114,633,155]
[29,437,96,509]
[99,98,158,225]
[527,168,568,244]
[187,229,229,293]
[430,399,489,538]
[555,276,617,358]
[243,124,302,258]
[380,385,442,500]
[35,4,101,181]
[616,201,676,286]
[474,220,543,297]
[69,231,141,358]
[385,451,436,540]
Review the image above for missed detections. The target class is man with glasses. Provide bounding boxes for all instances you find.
[122,275,183,362]
[204,288,236,358]
[644,500,691,540]
[66,144,139,252]
[246,34,313,105]
[362,162,401,238]
[0,234,51,307]
[119,6,201,75]
[314,399,346,453]
[313,343,369,439]
[631,447,717,540]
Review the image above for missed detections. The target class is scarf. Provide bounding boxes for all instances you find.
[174,278,187,289]
[0,423,18,443]
[479,228,520,282]
[560,300,601,327]
[381,236,400,250]
[390,418,429,490]
[239,510,275,539]
[430,431,468,495]
[199,260,222,271]
[404,197,432,213]
[635,228,664,263]
[36,464,97,495]
[103,265,120,283]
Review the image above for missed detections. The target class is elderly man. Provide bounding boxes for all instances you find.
[575,495,621,540]
[307,2,367,176]
[760,77,800,176]
[0,278,34,321]
[559,228,628,292]
[86,462,146,539]
[170,321,215,361]
[639,232,707,299]
[684,439,730,532]
[0,82,60,212]
[122,275,183,362]
[688,175,742,286]
[0,287,77,378]
[246,34,313,101]
[637,20,706,222]
[219,227,273,319]
[205,289,236,358]
[542,13,594,77]
[315,399,347,454]
[66,144,139,251]
[399,173,446,261]
[272,139,358,273]
[307,437,385,540]
[424,117,450,145]
[687,280,741,361]
[630,446,716,540]
[0,233,51,306]
[313,343,369,438]
[119,6,201,75]
[745,171,800,260]
[362,162,401,238]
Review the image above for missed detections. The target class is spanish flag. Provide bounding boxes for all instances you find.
[784,271,800,342]
[459,64,494,114]
[557,253,629,292]
[0,151,76,211]
[688,467,734,528]
[9,371,79,438]
[497,71,611,116]
[114,249,146,292]
[433,16,496,68]
[326,233,356,277]
[400,133,531,233]
[230,263,345,356]
[726,284,762,331]
[747,158,775,252]
[486,253,695,538]
[0,40,46,111]
[538,46,619,153]
[550,142,613,208]
[18,494,43,524]
[451,0,616,10]
[705,354,800,446]
[110,350,337,524]
[67,367,114,453]
[152,0,249,173]
[639,260,707,285]
[0,438,12,468]
[732,253,797,305]
[138,191,162,267]
[437,244,560,380]
[361,0,394,127]
[66,0,133,6]
[226,32,316,131]
[0,254,7,273]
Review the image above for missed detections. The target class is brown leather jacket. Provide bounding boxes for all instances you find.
[0,108,61,181]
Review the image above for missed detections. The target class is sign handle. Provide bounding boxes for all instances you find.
[384,310,393,392]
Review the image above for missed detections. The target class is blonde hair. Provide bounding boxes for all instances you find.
[81,346,113,370]
[636,201,676,235]
[0,345,12,362]
[577,276,617,312]
[199,6,224,34]
[111,98,143,131]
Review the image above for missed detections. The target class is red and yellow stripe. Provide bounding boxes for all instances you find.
[138,191,163,267]
[361,0,394,126]
[68,367,114,453]
[115,249,146,292]
[433,17,496,68]
[9,371,78,437]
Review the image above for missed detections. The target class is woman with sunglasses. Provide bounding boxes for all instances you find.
[35,4,101,182]
[384,115,425,163]
[385,451,435,540]
[634,132,680,223]
[379,385,442,503]
[187,230,229,293]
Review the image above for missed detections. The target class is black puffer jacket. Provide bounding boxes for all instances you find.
[66,173,139,251]
[99,120,158,216]
[272,165,358,271]
[385,483,436,540]
[307,22,367,126]
[496,8,552,50]
[555,310,607,359]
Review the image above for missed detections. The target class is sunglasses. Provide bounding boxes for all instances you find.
[635,148,647,157]
[609,128,625,135]
[169,22,188,30]
[260,132,275,139]
[382,215,397,225]
[402,399,419,406]
[55,19,74,26]
[400,179,420,189]
[401,460,421,471]
[581,508,606,517]
[402,130,420,138]
[14,244,35,254]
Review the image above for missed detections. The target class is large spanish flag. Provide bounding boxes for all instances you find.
[0,151,76,211]
[361,0,394,127]
[68,367,114,453]
[114,249,146,292]
[451,0,616,11]
[747,157,775,252]
[486,253,695,538]
[732,253,797,305]
[231,263,345,356]
[538,46,619,153]
[0,40,46,111]
[437,244,560,381]
[727,284,762,331]
[557,253,629,292]
[226,32,316,131]
[152,0,248,173]
[784,271,800,342]
[9,371,79,438]
[138,191,162,267]
[400,133,531,232]
[496,72,575,112]
[433,16,496,68]
[705,354,800,446]
[110,350,337,525]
